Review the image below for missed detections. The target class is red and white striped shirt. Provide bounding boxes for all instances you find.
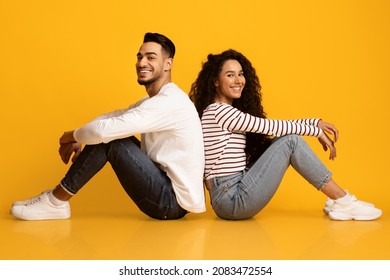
[202,103,323,179]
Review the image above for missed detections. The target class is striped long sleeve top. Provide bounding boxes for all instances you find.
[202,103,323,180]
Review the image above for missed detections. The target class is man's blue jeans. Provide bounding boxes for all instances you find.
[60,137,187,220]
[208,135,332,220]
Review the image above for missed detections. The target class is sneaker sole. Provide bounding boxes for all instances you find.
[329,211,382,221]
[10,208,71,221]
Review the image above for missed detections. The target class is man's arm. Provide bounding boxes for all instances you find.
[57,100,144,164]
[73,95,173,144]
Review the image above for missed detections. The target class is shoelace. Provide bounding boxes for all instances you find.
[331,200,369,212]
[26,192,46,206]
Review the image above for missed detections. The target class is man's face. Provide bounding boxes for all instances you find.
[136,42,171,86]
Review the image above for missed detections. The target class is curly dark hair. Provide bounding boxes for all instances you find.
[189,49,272,165]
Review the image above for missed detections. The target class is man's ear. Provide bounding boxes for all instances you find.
[165,58,173,71]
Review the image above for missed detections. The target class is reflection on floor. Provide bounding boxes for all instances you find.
[1,205,388,260]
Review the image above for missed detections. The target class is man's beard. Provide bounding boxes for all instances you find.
[137,76,157,86]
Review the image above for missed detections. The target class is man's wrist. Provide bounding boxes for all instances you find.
[67,130,77,143]
[60,130,77,144]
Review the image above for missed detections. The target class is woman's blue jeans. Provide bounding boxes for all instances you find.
[208,135,332,220]
[60,137,187,220]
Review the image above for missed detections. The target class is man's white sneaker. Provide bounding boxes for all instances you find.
[10,191,71,220]
[12,196,41,206]
[323,194,375,214]
[328,200,382,221]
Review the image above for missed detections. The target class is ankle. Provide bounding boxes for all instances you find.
[334,193,354,204]
[52,185,72,201]
[48,190,69,206]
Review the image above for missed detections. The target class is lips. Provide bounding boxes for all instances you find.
[137,68,152,77]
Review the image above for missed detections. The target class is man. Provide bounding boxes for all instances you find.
[11,32,206,220]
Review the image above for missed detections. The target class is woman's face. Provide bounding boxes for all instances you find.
[214,59,245,104]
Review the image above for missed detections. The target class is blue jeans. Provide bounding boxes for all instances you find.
[208,135,332,220]
[60,137,188,220]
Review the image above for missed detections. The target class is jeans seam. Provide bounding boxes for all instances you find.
[318,171,332,190]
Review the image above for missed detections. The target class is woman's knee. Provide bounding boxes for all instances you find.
[271,134,301,149]
[283,134,302,142]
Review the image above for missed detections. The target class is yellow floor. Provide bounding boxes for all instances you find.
[1,193,389,260]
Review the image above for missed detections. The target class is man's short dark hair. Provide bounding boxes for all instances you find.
[143,32,176,58]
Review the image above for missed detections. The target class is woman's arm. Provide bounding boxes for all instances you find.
[214,103,323,138]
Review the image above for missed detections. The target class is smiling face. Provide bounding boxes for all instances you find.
[135,42,172,86]
[214,59,245,104]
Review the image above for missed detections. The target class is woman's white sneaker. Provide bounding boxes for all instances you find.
[328,200,382,221]
[323,192,375,214]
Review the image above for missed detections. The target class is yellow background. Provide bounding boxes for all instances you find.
[1,0,389,215]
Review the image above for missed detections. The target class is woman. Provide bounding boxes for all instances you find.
[189,49,381,221]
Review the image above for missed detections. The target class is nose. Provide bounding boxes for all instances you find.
[137,56,147,67]
[234,75,243,84]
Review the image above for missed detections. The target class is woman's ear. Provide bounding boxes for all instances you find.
[214,80,219,87]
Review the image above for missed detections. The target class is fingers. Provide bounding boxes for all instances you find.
[71,147,82,163]
[320,122,339,143]
[58,144,69,164]
[329,146,337,160]
[59,143,80,164]
[318,133,336,160]
[326,137,337,160]
[324,125,339,143]
[62,144,72,164]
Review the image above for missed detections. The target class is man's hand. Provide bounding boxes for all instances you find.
[59,131,82,164]
[60,131,76,145]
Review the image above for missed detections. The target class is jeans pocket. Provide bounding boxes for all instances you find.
[209,173,243,219]
[135,197,169,220]
[213,173,242,199]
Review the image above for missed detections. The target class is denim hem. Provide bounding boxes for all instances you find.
[60,180,76,195]
[317,171,333,190]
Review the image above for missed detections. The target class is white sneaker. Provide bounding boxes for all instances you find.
[12,197,40,206]
[323,191,374,214]
[10,191,71,220]
[328,200,382,221]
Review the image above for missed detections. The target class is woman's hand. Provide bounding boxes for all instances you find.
[317,120,338,160]
[318,132,336,160]
[318,120,339,143]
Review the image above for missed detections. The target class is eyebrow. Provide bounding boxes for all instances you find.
[224,70,243,74]
[137,52,158,57]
